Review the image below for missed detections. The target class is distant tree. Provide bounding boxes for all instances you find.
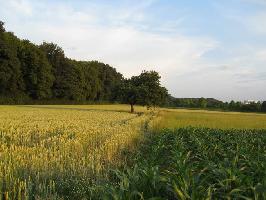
[199,98,207,108]
[120,71,168,113]
[222,102,229,110]
[0,21,5,32]
[235,101,242,111]
[261,101,266,112]
[229,100,236,110]
[242,102,260,112]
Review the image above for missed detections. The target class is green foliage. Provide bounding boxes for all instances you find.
[120,71,168,112]
[167,97,264,113]
[262,101,266,112]
[0,22,123,104]
[95,127,266,199]
[167,97,224,109]
[18,40,54,99]
[39,42,67,98]
[199,97,207,108]
[0,30,24,96]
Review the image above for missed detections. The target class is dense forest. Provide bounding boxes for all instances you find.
[0,21,125,104]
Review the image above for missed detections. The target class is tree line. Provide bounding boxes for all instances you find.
[167,97,266,113]
[0,21,168,112]
[1,21,265,113]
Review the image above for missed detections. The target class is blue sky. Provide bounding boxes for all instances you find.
[0,0,265,101]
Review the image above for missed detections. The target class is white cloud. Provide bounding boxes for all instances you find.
[4,0,33,15]
[256,50,266,60]
[23,21,217,80]
[0,1,218,78]
[246,12,266,34]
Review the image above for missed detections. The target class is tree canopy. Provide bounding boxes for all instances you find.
[261,101,266,112]
[120,71,168,112]
[0,21,124,104]
[167,97,265,113]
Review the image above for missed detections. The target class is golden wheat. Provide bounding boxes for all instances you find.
[0,105,149,199]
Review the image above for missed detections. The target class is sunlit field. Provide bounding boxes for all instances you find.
[0,105,266,199]
[0,105,150,199]
[156,108,266,129]
[1,0,266,198]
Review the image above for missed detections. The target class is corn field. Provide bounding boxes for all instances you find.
[100,128,266,199]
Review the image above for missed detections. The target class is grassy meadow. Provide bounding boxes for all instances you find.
[156,108,266,129]
[0,105,266,199]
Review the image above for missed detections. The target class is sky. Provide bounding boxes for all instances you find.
[0,0,265,101]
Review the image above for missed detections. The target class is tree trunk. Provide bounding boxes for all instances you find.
[130,104,134,113]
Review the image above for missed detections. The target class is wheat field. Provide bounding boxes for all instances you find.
[0,105,150,199]
[156,108,266,129]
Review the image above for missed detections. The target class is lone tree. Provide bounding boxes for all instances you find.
[120,70,168,113]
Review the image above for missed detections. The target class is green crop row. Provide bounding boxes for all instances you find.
[95,127,266,200]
